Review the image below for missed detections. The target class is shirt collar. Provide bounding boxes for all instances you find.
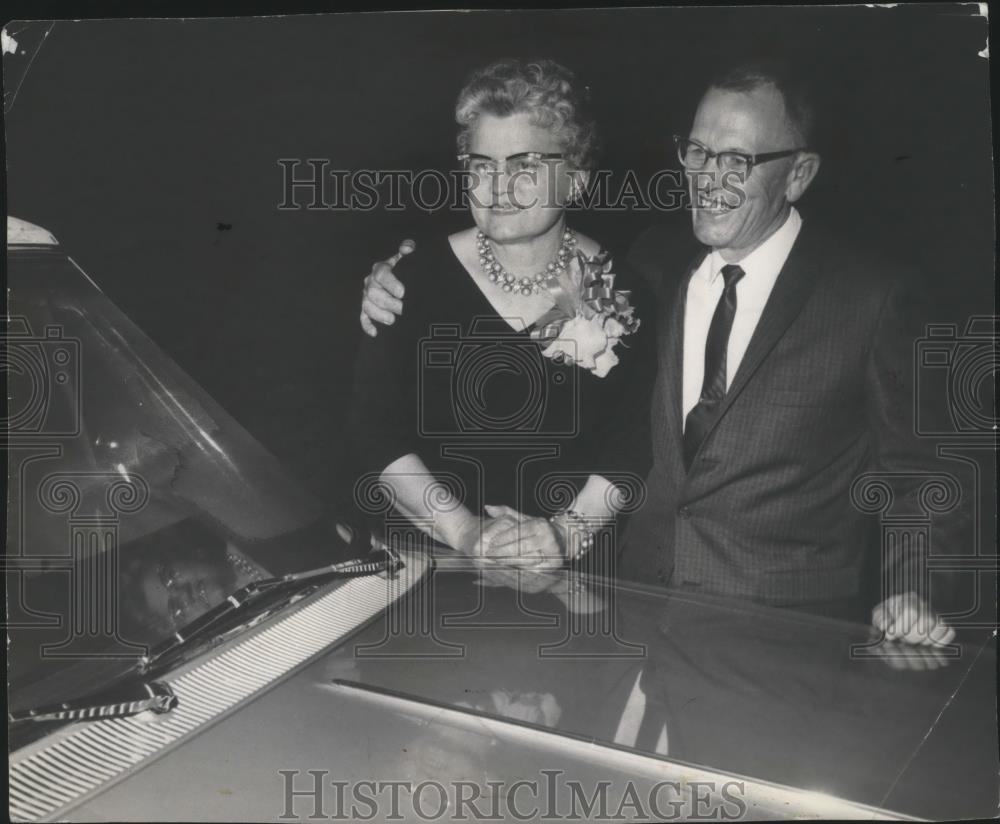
[698,206,803,285]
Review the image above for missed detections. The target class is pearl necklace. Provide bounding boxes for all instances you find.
[476,229,577,296]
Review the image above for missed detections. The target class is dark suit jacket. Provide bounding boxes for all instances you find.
[614,219,961,610]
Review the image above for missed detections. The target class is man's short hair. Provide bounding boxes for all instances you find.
[709,58,819,148]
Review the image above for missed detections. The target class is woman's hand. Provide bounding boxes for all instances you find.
[444,509,520,559]
[475,505,565,571]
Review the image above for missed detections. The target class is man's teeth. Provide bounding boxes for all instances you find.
[697,193,734,211]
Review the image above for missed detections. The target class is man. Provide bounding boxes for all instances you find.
[358,59,958,646]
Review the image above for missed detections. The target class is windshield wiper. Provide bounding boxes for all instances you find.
[9,547,402,730]
[138,546,403,675]
[9,679,177,725]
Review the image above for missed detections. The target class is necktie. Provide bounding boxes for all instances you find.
[683,263,745,471]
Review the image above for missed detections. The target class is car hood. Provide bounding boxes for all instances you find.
[14,557,997,822]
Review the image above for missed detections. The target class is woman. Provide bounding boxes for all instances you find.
[351,58,654,567]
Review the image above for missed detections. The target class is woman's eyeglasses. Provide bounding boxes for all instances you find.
[458,151,565,178]
[673,136,803,177]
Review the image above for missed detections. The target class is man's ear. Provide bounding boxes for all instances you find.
[786,151,821,203]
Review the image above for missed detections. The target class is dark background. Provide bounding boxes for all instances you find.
[4,6,994,509]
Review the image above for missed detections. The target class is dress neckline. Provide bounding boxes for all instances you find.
[444,233,553,335]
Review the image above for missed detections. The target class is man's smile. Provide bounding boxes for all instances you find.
[695,190,739,214]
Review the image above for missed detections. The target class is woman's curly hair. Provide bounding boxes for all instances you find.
[455,58,600,172]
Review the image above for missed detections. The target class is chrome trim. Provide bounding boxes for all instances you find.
[325,678,920,822]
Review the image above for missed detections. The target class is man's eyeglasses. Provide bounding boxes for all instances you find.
[673,136,804,177]
[457,151,565,177]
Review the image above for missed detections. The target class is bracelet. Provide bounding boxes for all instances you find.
[549,509,598,558]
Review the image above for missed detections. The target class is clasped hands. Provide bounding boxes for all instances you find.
[441,505,567,596]
[460,506,604,607]
[471,505,568,571]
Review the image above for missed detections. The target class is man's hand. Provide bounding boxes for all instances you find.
[475,505,564,571]
[360,239,414,337]
[871,591,955,647]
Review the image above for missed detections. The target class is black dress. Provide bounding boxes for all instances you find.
[350,234,656,522]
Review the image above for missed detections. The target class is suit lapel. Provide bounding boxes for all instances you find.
[690,225,825,457]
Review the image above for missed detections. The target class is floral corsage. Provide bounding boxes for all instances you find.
[529,250,640,377]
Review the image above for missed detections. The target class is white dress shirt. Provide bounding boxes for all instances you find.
[682,207,803,425]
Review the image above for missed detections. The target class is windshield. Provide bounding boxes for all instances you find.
[6,245,359,711]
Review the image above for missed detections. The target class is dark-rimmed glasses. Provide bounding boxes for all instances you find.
[673,136,804,177]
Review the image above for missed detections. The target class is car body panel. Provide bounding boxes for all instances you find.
[41,565,999,822]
